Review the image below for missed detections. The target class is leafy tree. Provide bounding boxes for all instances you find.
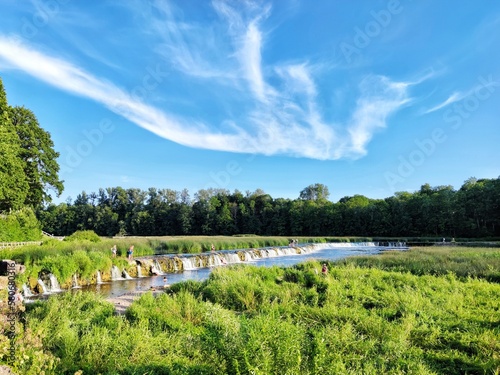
[9,107,64,208]
[299,183,330,201]
[0,78,29,211]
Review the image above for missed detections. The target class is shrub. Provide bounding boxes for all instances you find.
[64,230,101,243]
[0,207,41,241]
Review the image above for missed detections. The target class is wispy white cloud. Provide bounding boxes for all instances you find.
[347,77,410,157]
[424,91,462,114]
[424,77,499,114]
[0,0,416,161]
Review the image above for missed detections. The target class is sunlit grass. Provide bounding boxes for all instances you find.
[4,246,499,374]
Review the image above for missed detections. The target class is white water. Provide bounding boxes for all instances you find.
[72,274,81,289]
[149,260,162,275]
[22,283,34,297]
[37,279,49,294]
[137,264,143,277]
[122,270,133,279]
[111,265,124,280]
[181,257,199,271]
[96,270,103,284]
[49,274,62,292]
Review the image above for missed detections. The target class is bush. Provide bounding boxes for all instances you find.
[0,207,41,241]
[64,230,101,243]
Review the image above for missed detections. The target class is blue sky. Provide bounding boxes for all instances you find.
[1,0,499,203]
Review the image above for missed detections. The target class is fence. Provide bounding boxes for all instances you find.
[0,241,42,250]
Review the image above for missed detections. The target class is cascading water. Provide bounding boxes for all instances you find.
[22,283,34,297]
[151,260,164,275]
[111,265,124,280]
[122,270,133,279]
[181,257,199,271]
[224,253,241,264]
[72,274,81,289]
[96,270,103,284]
[49,274,62,292]
[137,264,143,277]
[37,279,49,294]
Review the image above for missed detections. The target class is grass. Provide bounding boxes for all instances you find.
[339,246,500,282]
[1,246,499,374]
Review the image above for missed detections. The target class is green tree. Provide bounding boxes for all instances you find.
[299,183,330,201]
[0,78,29,211]
[9,106,63,208]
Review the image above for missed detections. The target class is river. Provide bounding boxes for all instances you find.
[70,242,402,299]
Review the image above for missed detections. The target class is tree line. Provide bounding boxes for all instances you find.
[38,178,500,238]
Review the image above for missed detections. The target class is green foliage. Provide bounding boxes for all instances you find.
[0,78,29,211]
[0,207,41,241]
[64,230,101,242]
[9,106,63,208]
[0,77,62,212]
[6,248,500,374]
[37,177,500,238]
[340,246,500,282]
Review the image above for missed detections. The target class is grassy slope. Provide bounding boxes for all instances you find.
[1,246,499,374]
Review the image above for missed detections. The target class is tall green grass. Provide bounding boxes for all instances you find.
[3,247,499,374]
[339,246,500,282]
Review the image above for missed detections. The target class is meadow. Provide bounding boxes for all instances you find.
[1,245,499,374]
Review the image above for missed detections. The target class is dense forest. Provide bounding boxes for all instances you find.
[38,178,500,238]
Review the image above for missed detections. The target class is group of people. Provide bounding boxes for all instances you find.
[289,239,299,247]
[111,244,135,260]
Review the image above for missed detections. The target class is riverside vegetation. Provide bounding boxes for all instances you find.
[0,231,368,289]
[1,245,499,374]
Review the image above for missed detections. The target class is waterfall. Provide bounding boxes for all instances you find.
[49,274,62,292]
[137,264,143,277]
[111,265,124,280]
[122,270,133,279]
[37,279,49,294]
[22,283,34,297]
[223,253,241,264]
[96,270,103,284]
[181,257,198,271]
[151,260,164,275]
[243,252,254,262]
[72,274,81,289]
[209,254,225,267]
